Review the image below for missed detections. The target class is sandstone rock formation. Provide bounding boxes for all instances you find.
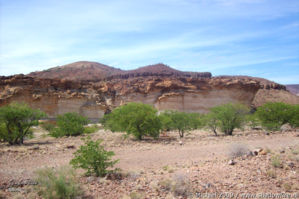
[1,62,298,120]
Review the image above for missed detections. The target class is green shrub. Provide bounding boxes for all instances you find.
[102,102,161,140]
[83,125,99,134]
[50,113,88,137]
[256,102,294,130]
[159,111,202,138]
[210,103,249,135]
[70,137,118,177]
[0,103,46,145]
[35,167,83,199]
[289,104,299,128]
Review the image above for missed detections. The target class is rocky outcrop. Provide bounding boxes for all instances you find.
[1,72,298,119]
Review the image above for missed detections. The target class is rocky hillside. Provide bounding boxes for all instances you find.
[286,84,299,96]
[1,63,298,119]
[28,62,211,81]
[28,61,123,81]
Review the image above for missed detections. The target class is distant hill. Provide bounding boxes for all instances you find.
[28,61,123,81]
[286,84,299,96]
[28,61,212,81]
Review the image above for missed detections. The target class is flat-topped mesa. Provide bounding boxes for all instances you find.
[212,76,286,90]
[1,62,298,120]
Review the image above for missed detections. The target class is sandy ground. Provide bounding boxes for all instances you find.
[0,128,298,198]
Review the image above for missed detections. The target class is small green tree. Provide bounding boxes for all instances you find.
[102,102,161,140]
[210,103,249,135]
[256,102,294,130]
[50,112,88,137]
[70,137,118,177]
[160,111,200,138]
[203,112,220,136]
[0,103,46,145]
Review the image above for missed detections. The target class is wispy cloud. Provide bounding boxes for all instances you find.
[0,0,298,84]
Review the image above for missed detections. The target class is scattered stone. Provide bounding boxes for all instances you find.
[65,145,75,149]
[7,187,22,192]
[280,123,292,132]
[253,148,263,155]
[106,172,124,180]
[179,141,183,145]
[287,161,295,168]
[228,160,235,165]
[30,145,40,150]
[246,151,254,157]
[280,149,285,154]
[264,131,270,135]
[259,149,267,155]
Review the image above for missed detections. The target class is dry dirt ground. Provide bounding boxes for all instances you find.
[0,128,298,199]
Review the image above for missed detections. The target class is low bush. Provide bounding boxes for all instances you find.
[35,167,83,199]
[266,169,277,178]
[70,137,118,177]
[228,143,250,158]
[171,174,192,198]
[271,154,283,168]
[50,112,88,137]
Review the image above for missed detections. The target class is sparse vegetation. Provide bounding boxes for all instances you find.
[266,169,277,178]
[129,191,145,199]
[0,103,46,145]
[102,102,161,140]
[35,167,83,199]
[70,137,118,177]
[159,179,173,191]
[228,143,250,158]
[283,183,292,192]
[171,174,191,197]
[50,112,88,137]
[271,154,283,168]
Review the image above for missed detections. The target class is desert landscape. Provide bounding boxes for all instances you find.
[0,62,299,199]
[0,123,298,198]
[1,1,299,198]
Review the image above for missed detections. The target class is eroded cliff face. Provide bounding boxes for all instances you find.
[0,74,298,119]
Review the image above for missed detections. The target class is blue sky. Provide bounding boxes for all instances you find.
[0,0,298,84]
